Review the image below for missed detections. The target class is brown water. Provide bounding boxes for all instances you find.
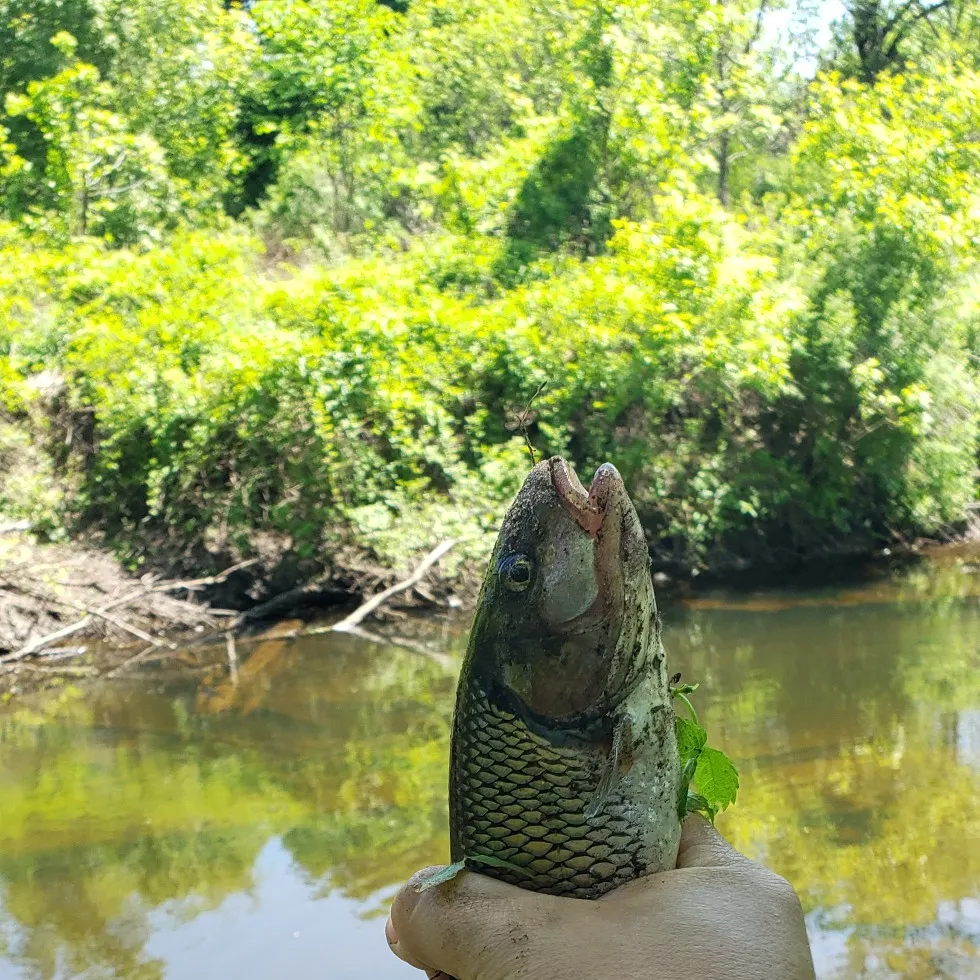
[0,547,978,980]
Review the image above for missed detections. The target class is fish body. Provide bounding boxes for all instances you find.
[449,457,681,899]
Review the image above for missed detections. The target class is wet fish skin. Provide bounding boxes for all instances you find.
[449,457,681,899]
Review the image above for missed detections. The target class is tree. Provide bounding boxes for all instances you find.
[843,0,958,82]
[3,37,175,242]
[0,0,255,230]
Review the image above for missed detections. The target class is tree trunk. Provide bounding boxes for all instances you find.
[717,131,730,206]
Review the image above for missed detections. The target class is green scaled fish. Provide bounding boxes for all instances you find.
[448,456,682,899]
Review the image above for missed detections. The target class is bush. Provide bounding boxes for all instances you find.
[2,175,973,575]
[0,4,977,580]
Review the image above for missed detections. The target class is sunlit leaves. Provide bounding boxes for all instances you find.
[3,59,176,243]
[675,709,739,822]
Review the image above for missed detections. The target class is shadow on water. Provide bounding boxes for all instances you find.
[0,548,977,979]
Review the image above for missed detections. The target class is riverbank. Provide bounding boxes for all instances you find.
[0,528,241,691]
[3,210,978,616]
[0,522,478,695]
[3,516,977,700]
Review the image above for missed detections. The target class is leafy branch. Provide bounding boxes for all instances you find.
[672,678,739,822]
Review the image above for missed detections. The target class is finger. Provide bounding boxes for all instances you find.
[388,866,565,979]
[386,913,428,971]
[385,915,458,979]
[675,814,748,869]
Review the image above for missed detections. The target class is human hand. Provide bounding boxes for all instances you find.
[385,815,816,980]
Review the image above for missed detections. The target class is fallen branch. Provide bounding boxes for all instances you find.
[152,559,259,594]
[32,646,88,660]
[319,538,458,635]
[1,616,96,663]
[0,591,156,663]
[233,573,346,628]
[0,558,256,663]
[225,631,239,685]
[89,607,166,648]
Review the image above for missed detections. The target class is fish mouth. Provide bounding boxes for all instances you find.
[548,457,622,538]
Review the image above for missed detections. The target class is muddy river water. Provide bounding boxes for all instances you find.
[0,547,977,979]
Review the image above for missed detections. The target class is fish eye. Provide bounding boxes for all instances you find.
[498,554,533,592]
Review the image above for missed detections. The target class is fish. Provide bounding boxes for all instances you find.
[447,456,682,899]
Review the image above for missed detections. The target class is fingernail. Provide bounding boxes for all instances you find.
[385,918,398,947]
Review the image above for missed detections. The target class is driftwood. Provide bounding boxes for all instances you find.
[0,559,258,664]
[315,538,458,635]
[225,631,239,685]
[233,573,346,628]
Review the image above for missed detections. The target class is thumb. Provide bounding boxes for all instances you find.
[675,814,750,870]
[386,866,564,980]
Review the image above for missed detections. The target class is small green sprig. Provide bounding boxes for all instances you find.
[671,676,739,822]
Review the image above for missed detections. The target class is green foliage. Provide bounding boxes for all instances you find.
[5,56,176,243]
[0,0,255,234]
[0,0,975,573]
[675,691,740,821]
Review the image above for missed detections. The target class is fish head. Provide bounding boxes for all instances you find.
[469,456,657,728]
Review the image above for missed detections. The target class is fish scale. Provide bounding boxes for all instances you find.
[450,676,644,899]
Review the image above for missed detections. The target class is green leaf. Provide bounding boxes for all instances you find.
[672,685,700,724]
[675,715,707,769]
[675,715,707,820]
[694,746,739,814]
[413,860,466,892]
[684,792,715,820]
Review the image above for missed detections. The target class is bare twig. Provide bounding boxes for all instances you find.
[31,646,88,661]
[507,381,549,467]
[314,539,458,635]
[225,631,239,685]
[0,559,256,663]
[89,607,166,648]
[150,558,259,594]
[745,0,769,53]
[0,596,165,663]
[1,616,96,663]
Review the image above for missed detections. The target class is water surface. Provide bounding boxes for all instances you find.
[0,548,978,980]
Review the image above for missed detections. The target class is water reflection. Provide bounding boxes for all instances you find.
[0,551,977,979]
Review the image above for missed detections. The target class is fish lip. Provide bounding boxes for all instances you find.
[548,457,622,537]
